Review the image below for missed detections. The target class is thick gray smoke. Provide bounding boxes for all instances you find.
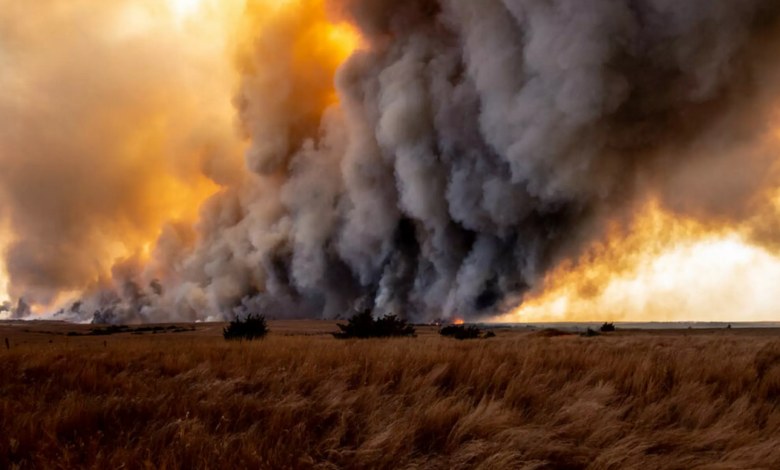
[41,0,780,323]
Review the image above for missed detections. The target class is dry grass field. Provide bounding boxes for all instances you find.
[2,321,780,469]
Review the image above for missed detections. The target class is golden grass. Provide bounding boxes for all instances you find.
[2,326,780,469]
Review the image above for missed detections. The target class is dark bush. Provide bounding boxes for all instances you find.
[440,324,482,340]
[334,310,416,339]
[484,331,496,339]
[334,309,375,339]
[223,314,269,341]
[375,314,417,337]
[88,325,130,336]
[581,328,601,337]
[600,322,616,332]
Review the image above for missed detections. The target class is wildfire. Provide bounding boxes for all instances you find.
[499,200,780,323]
[6,0,778,325]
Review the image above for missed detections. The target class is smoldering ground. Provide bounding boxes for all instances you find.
[3,0,780,323]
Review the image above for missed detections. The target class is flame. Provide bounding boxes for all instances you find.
[500,126,780,324]
[499,200,780,323]
[454,319,465,325]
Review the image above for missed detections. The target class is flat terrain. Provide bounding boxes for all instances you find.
[2,322,780,469]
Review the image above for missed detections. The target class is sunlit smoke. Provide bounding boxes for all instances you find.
[0,0,246,311]
[168,0,204,20]
[0,221,10,319]
[2,0,780,324]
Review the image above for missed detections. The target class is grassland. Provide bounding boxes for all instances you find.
[2,321,780,469]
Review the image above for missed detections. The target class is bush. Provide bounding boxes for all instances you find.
[223,314,269,341]
[484,331,496,339]
[600,322,616,332]
[374,314,417,338]
[334,309,416,339]
[440,324,482,340]
[581,328,601,337]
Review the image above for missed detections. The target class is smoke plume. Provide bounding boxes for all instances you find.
[3,0,780,323]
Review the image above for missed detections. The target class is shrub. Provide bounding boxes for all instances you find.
[334,309,416,339]
[581,328,601,337]
[440,324,482,340]
[334,309,375,339]
[600,322,616,332]
[223,314,269,341]
[374,314,417,338]
[484,331,496,339]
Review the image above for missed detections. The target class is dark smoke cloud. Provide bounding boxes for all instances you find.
[7,0,780,323]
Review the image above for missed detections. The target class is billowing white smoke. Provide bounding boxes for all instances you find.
[14,0,780,323]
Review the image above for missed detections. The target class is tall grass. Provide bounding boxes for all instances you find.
[2,334,780,469]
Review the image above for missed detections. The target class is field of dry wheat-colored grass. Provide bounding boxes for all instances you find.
[2,322,780,470]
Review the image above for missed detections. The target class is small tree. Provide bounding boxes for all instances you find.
[223,314,269,341]
[374,314,416,338]
[334,309,416,339]
[600,322,616,332]
[440,324,482,340]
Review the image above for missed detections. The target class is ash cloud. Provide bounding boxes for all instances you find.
[5,0,780,323]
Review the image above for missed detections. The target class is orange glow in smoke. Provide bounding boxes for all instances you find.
[103,0,361,287]
[498,200,780,323]
[0,0,362,311]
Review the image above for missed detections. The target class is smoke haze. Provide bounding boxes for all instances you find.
[2,0,780,323]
